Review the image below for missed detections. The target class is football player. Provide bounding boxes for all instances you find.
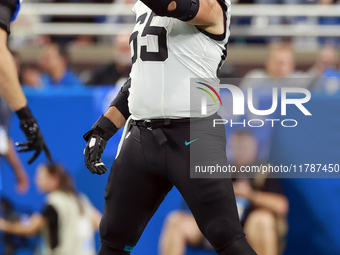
[83,0,257,254]
[0,0,52,164]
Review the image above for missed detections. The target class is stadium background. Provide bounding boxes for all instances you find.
[1,1,340,255]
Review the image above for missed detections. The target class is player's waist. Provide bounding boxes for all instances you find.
[131,113,219,130]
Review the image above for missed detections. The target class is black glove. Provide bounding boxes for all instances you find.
[83,115,118,175]
[15,106,53,164]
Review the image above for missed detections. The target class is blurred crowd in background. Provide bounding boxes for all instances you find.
[6,0,340,91]
[10,39,340,94]
[9,40,340,94]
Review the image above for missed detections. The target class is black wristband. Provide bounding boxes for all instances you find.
[83,115,118,142]
[15,106,34,120]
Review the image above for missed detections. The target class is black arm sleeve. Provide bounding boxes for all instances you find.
[42,204,59,249]
[109,78,131,120]
[140,0,199,22]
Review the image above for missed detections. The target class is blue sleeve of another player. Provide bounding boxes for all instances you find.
[10,0,21,22]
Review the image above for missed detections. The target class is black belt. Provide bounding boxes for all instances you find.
[132,118,191,130]
[132,118,190,146]
[131,115,217,145]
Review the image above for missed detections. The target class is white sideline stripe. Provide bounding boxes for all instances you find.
[19,4,340,17]
[11,23,340,37]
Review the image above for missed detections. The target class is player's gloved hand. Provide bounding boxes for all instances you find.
[15,106,53,164]
[83,115,118,175]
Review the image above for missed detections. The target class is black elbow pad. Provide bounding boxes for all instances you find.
[141,0,199,21]
[110,78,131,120]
